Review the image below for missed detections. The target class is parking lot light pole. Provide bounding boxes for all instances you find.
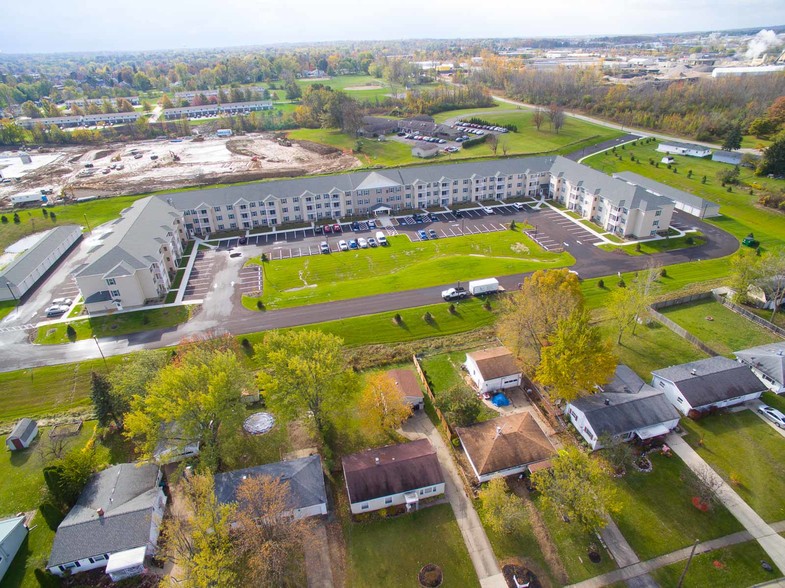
[93,335,108,370]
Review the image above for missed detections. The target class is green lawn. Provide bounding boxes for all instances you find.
[0,299,17,321]
[660,298,782,357]
[247,230,572,310]
[761,391,785,413]
[649,540,780,588]
[598,233,706,256]
[288,128,416,166]
[343,503,480,587]
[295,74,440,104]
[584,142,785,250]
[0,421,114,588]
[532,496,618,583]
[0,195,149,252]
[611,452,742,561]
[35,305,191,344]
[597,317,709,381]
[682,411,785,522]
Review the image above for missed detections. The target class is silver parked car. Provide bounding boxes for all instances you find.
[758,404,785,428]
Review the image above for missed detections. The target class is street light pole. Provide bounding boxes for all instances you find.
[93,335,107,370]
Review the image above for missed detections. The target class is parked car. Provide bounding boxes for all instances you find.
[417,230,428,240]
[320,241,330,254]
[323,224,332,233]
[481,206,494,214]
[368,220,377,229]
[238,237,247,245]
[229,252,242,258]
[358,238,368,249]
[376,231,388,246]
[453,209,463,218]
[441,287,467,301]
[51,297,72,306]
[428,229,438,239]
[351,221,360,231]
[45,304,69,317]
[338,240,349,251]
[512,202,525,210]
[333,224,342,233]
[368,237,378,247]
[758,405,785,428]
[314,225,323,234]
[349,239,359,249]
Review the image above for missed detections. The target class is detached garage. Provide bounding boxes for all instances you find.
[0,225,81,301]
[465,347,522,394]
[6,418,38,451]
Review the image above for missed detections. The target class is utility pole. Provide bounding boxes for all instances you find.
[677,539,700,588]
[83,213,91,232]
[92,336,108,370]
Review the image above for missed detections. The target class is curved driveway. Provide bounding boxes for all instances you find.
[0,204,738,373]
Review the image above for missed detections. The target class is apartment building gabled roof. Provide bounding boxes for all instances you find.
[76,196,181,279]
[613,171,716,213]
[0,225,81,287]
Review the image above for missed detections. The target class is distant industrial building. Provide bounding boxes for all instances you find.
[711,65,785,78]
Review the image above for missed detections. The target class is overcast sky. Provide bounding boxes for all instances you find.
[2,0,783,54]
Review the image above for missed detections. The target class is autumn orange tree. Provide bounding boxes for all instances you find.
[358,372,412,440]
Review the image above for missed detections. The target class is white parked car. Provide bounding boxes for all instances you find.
[358,238,368,249]
[51,297,72,306]
[512,202,525,211]
[481,206,494,214]
[338,240,349,251]
[758,405,785,428]
[45,304,69,317]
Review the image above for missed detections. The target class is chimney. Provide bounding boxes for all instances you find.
[604,398,610,405]
[374,457,380,465]
[495,426,503,439]
[690,369,697,376]
[96,508,104,517]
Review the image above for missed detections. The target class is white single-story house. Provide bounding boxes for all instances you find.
[456,412,555,482]
[712,150,743,165]
[465,347,522,394]
[651,357,766,417]
[47,463,166,578]
[214,454,328,519]
[566,365,680,449]
[735,342,785,394]
[387,368,424,410]
[746,276,785,311]
[656,141,711,158]
[5,418,38,451]
[0,516,28,582]
[342,439,445,514]
[412,143,440,158]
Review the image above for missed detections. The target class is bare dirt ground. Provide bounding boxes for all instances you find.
[0,132,360,202]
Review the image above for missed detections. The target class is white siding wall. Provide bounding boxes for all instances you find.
[652,375,763,415]
[349,483,446,514]
[565,405,600,449]
[0,519,27,581]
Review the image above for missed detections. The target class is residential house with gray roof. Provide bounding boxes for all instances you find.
[651,357,766,417]
[566,365,680,449]
[214,454,327,519]
[735,342,785,393]
[47,463,166,578]
[75,197,185,313]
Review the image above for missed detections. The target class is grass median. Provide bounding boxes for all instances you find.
[245,230,573,310]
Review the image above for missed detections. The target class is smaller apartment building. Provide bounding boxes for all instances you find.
[76,197,186,313]
[549,158,674,238]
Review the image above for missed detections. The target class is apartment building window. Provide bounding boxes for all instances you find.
[249,202,256,207]
[110,290,120,297]
[105,278,116,286]
[226,205,233,210]
[228,214,235,219]
[653,220,660,227]
[655,210,662,216]
[239,204,247,210]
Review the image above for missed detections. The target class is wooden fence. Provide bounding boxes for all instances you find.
[713,293,785,338]
[412,354,454,442]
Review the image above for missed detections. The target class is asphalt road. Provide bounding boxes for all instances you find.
[0,200,738,372]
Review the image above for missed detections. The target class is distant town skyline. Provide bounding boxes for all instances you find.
[2,0,784,54]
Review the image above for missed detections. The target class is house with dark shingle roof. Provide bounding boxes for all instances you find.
[214,454,327,519]
[566,365,680,449]
[386,368,424,410]
[457,412,554,482]
[342,439,444,514]
[651,356,766,417]
[47,463,166,578]
[735,342,785,393]
[465,347,522,393]
[5,418,38,451]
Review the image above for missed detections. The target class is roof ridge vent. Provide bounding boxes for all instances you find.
[690,368,697,376]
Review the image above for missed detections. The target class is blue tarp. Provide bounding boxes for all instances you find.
[492,393,510,407]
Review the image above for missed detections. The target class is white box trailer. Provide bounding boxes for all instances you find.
[468,278,500,295]
[11,192,45,205]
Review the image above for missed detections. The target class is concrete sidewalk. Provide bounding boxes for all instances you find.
[667,433,785,571]
[400,412,506,588]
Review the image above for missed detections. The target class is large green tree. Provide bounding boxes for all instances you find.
[758,132,785,176]
[256,330,357,443]
[107,350,169,426]
[536,309,616,402]
[606,267,660,344]
[531,446,620,533]
[479,478,525,535]
[722,125,743,151]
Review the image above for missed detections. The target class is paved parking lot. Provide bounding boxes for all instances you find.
[236,264,262,297]
[525,208,605,251]
[182,249,218,302]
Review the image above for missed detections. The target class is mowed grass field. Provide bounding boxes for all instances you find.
[584,142,785,250]
[660,298,782,357]
[0,195,148,252]
[246,230,573,309]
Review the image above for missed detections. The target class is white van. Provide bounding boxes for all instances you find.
[375,231,388,246]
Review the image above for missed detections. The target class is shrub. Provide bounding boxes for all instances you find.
[685,236,694,245]
[598,279,604,288]
[448,303,456,315]
[483,300,492,311]
[702,175,707,184]
[635,243,642,252]
[66,324,77,339]
[0,215,6,223]
[510,219,516,231]
[393,312,403,325]
[256,300,264,310]
[13,212,20,223]
[660,268,668,278]
[423,311,433,323]
[618,278,626,288]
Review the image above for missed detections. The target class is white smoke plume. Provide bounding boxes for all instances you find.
[745,29,784,60]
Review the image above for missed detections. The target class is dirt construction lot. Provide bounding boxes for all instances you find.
[0,133,360,202]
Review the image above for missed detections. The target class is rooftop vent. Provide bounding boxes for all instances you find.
[96,508,104,517]
[690,369,697,376]
[374,457,380,465]
[604,398,611,406]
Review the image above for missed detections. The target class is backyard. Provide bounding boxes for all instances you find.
[682,411,785,522]
[246,230,573,309]
[342,502,480,587]
[660,298,782,357]
[610,452,742,561]
[584,141,785,250]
